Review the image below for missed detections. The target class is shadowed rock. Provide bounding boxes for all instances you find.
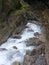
[36,44,45,54]
[35,54,48,65]
[12,34,21,39]
[26,37,44,46]
[13,46,17,49]
[23,54,47,65]
[12,61,20,65]
[34,32,41,37]
[0,48,7,51]
[23,55,35,65]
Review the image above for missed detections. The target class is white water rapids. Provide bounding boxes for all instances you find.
[0,22,42,65]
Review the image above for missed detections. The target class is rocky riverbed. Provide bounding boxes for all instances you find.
[0,21,48,65]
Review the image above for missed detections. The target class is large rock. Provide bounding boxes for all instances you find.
[12,61,20,65]
[23,55,35,65]
[36,44,45,54]
[26,44,45,56]
[12,34,21,39]
[23,54,47,65]
[0,48,7,51]
[26,37,44,46]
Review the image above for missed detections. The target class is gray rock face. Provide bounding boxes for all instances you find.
[12,62,20,65]
[23,55,35,65]
[23,54,47,65]
[35,55,47,65]
[26,37,44,46]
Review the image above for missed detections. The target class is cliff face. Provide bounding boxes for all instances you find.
[0,0,49,45]
[0,0,22,44]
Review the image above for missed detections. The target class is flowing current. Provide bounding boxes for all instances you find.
[0,22,42,65]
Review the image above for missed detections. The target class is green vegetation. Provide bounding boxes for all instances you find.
[13,0,29,15]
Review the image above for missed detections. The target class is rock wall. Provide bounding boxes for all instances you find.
[0,0,49,49]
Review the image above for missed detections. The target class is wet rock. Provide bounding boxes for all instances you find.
[12,61,20,65]
[0,48,7,51]
[35,54,48,65]
[23,55,35,65]
[19,63,23,65]
[26,49,36,56]
[39,34,46,42]
[36,44,45,54]
[26,37,44,46]
[23,54,47,65]
[26,54,47,65]
[34,32,41,37]
[23,55,31,65]
[26,43,45,56]
[13,46,17,49]
[27,29,34,32]
[12,34,21,39]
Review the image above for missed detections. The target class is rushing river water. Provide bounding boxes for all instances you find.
[0,22,42,65]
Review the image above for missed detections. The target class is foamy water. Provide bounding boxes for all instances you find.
[0,22,42,65]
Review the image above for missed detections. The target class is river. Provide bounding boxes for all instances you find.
[0,21,43,65]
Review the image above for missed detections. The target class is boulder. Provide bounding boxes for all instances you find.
[36,44,45,54]
[23,55,35,65]
[0,48,7,51]
[12,34,21,39]
[34,32,41,37]
[26,44,45,56]
[12,46,17,49]
[12,61,20,65]
[23,54,47,65]
[26,49,36,56]
[26,37,44,46]
[35,54,48,65]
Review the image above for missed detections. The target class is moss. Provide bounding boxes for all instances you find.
[12,0,29,15]
[20,0,29,10]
